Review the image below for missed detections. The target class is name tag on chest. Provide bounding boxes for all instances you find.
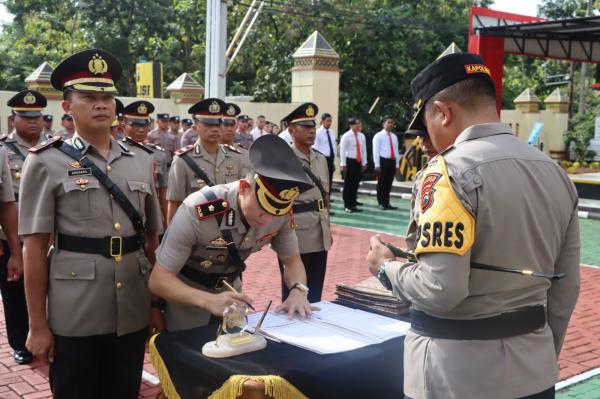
[68,168,92,177]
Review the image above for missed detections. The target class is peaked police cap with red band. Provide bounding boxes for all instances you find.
[188,98,227,125]
[51,48,122,93]
[123,100,154,125]
[407,53,494,131]
[7,90,47,117]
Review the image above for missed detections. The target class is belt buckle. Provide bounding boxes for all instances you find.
[317,199,325,211]
[110,236,123,261]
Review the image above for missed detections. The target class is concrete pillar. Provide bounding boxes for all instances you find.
[513,88,540,113]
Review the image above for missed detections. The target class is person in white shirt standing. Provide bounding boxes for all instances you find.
[314,113,337,196]
[372,116,400,210]
[339,117,367,213]
[250,114,267,141]
[278,127,293,145]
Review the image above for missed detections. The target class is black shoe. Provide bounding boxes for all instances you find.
[385,205,398,210]
[329,211,335,216]
[14,350,32,365]
[355,201,364,206]
[378,205,387,210]
[344,208,354,213]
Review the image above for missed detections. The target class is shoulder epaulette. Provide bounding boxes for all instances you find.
[312,147,324,156]
[175,144,194,157]
[0,134,7,142]
[222,144,241,154]
[125,137,153,154]
[118,141,131,153]
[29,136,62,153]
[146,142,165,152]
[194,197,230,220]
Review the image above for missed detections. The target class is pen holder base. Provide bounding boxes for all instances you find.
[202,332,267,358]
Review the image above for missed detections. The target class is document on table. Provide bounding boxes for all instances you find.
[247,301,410,354]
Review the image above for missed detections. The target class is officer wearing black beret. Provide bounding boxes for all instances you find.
[150,135,317,331]
[149,113,177,161]
[366,53,580,399]
[42,114,54,135]
[19,48,163,398]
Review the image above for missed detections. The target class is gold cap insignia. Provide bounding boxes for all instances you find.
[88,53,108,75]
[209,237,228,246]
[279,187,300,201]
[23,92,36,105]
[227,105,235,116]
[306,105,315,117]
[137,103,148,115]
[209,101,221,114]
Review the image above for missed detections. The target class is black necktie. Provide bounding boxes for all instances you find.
[326,129,334,158]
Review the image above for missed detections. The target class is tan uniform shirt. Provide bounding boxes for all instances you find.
[166,142,245,202]
[145,142,169,189]
[0,145,15,202]
[291,146,331,253]
[388,123,580,399]
[18,133,163,337]
[236,144,252,177]
[156,181,300,331]
[148,128,177,162]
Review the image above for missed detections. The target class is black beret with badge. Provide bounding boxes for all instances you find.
[7,90,47,117]
[282,102,318,127]
[249,135,313,216]
[157,113,169,120]
[182,118,193,126]
[112,98,125,126]
[50,48,122,93]
[223,103,241,125]
[61,114,73,121]
[407,53,494,131]
[237,114,249,122]
[188,98,227,125]
[123,100,154,125]
[169,116,180,123]
[43,114,53,122]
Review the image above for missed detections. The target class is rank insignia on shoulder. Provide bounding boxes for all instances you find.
[257,231,278,243]
[29,135,62,153]
[118,141,131,153]
[125,137,153,154]
[225,144,241,154]
[175,144,194,157]
[194,197,229,220]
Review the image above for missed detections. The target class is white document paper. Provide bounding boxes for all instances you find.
[247,301,410,354]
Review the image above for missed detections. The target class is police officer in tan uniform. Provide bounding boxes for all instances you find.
[278,103,332,303]
[367,53,580,399]
[221,102,251,176]
[167,98,245,224]
[19,49,163,398]
[149,135,317,331]
[122,100,169,226]
[0,90,49,364]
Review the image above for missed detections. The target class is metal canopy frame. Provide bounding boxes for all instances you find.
[475,15,600,63]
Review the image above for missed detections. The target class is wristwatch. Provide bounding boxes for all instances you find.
[376,262,393,291]
[291,282,310,295]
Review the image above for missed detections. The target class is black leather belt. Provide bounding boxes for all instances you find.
[57,233,144,259]
[409,305,545,340]
[292,199,325,213]
[179,264,244,290]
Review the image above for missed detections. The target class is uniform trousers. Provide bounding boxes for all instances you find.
[278,251,328,303]
[342,158,362,209]
[50,328,147,399]
[404,382,555,398]
[325,155,335,194]
[377,157,397,207]
[0,240,29,351]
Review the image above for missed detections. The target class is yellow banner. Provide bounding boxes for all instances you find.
[136,62,163,98]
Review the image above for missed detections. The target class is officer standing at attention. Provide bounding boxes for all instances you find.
[168,115,183,151]
[313,113,337,195]
[122,100,169,226]
[339,117,367,213]
[148,113,176,162]
[149,135,317,331]
[234,114,253,149]
[0,90,41,364]
[279,103,332,303]
[220,102,251,176]
[372,116,400,210]
[166,98,245,224]
[54,114,75,140]
[366,53,580,399]
[19,49,163,398]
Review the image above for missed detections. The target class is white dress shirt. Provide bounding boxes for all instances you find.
[251,127,266,141]
[339,129,367,167]
[278,129,293,145]
[313,126,337,158]
[372,129,400,168]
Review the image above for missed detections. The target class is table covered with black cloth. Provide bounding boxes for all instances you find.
[150,320,406,399]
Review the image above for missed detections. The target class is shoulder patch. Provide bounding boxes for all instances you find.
[0,134,7,141]
[224,144,241,154]
[118,141,131,153]
[175,144,194,157]
[146,142,165,152]
[29,136,62,153]
[125,137,153,154]
[415,156,474,257]
[194,197,230,220]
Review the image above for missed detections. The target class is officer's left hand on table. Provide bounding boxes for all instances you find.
[276,289,319,319]
[366,235,395,275]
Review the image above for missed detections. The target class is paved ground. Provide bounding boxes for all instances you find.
[0,193,597,398]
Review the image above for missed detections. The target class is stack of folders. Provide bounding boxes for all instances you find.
[334,277,410,318]
[247,301,410,355]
